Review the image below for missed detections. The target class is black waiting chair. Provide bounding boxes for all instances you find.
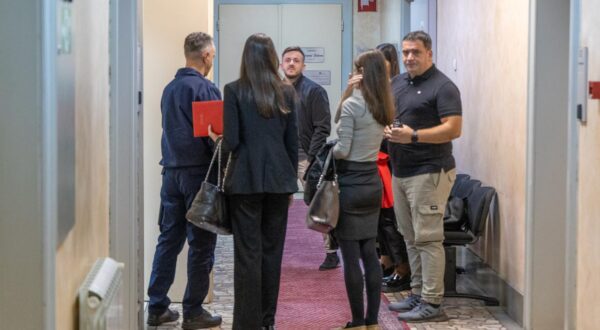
[443,179,500,306]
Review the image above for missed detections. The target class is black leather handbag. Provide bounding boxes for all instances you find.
[186,139,232,235]
[306,148,339,233]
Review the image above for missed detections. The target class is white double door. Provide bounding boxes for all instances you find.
[218,3,343,133]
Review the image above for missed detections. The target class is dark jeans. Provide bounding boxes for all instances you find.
[338,238,382,326]
[377,208,409,265]
[147,167,217,319]
[229,193,290,330]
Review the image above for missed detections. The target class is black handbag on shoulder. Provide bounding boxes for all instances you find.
[186,139,232,235]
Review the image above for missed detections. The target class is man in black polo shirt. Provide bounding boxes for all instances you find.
[146,32,222,329]
[385,31,462,322]
[281,46,338,270]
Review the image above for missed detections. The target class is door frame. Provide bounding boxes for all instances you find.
[524,0,572,328]
[565,0,581,328]
[213,0,352,93]
[109,0,144,328]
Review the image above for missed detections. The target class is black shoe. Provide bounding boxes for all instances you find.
[382,273,411,293]
[319,252,340,270]
[182,310,222,329]
[261,326,276,330]
[382,265,395,277]
[147,308,179,326]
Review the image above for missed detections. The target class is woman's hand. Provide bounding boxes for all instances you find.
[208,124,221,142]
[347,73,363,88]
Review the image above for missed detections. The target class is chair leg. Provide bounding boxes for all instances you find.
[444,246,457,292]
[444,292,500,306]
[443,246,499,306]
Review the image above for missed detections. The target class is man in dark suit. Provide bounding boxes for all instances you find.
[146,32,222,330]
[281,46,338,271]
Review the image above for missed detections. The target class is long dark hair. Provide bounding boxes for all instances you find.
[376,43,400,78]
[338,50,394,126]
[238,33,289,117]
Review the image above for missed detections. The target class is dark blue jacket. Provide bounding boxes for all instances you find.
[160,68,222,168]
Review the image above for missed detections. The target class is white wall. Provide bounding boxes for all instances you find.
[352,0,403,57]
[577,0,600,327]
[143,0,213,301]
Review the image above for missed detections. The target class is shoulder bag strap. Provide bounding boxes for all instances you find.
[204,139,222,183]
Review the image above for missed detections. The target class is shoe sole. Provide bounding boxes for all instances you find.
[318,265,340,271]
[147,320,178,326]
[398,313,449,323]
[382,283,411,293]
[182,324,221,329]
[182,321,223,329]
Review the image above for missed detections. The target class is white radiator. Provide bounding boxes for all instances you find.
[79,257,124,330]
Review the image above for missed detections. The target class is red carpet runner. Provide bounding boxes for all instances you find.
[276,200,408,330]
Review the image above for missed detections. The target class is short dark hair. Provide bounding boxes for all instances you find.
[184,32,213,59]
[403,30,432,50]
[281,46,305,61]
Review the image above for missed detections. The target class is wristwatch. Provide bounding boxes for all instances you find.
[411,129,419,143]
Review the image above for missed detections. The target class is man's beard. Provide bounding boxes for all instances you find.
[284,71,301,80]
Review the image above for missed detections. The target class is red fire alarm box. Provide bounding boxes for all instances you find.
[590,81,600,99]
[358,0,377,12]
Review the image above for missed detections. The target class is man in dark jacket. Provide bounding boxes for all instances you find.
[281,46,338,271]
[146,32,222,330]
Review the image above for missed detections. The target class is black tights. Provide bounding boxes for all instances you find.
[338,237,382,326]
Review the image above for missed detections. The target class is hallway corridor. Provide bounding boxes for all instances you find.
[145,200,519,330]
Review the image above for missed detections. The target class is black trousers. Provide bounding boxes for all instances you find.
[377,207,409,265]
[229,193,290,330]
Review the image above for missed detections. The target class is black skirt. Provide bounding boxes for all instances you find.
[334,160,382,241]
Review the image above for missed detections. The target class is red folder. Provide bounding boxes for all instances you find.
[192,100,223,137]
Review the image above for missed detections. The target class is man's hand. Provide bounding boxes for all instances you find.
[384,124,415,144]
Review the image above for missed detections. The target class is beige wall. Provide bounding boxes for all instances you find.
[352,0,402,57]
[143,0,213,300]
[577,0,600,328]
[437,1,529,294]
[54,1,110,329]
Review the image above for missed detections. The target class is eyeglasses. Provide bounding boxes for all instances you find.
[283,58,302,64]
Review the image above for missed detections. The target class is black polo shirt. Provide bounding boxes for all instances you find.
[389,65,462,178]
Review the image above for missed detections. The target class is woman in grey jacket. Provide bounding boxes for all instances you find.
[332,50,395,329]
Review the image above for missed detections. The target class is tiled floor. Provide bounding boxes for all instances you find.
[146,233,521,330]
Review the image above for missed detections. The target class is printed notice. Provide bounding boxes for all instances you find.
[302,47,325,63]
[304,70,331,86]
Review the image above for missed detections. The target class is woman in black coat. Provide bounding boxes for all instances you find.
[215,33,298,330]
